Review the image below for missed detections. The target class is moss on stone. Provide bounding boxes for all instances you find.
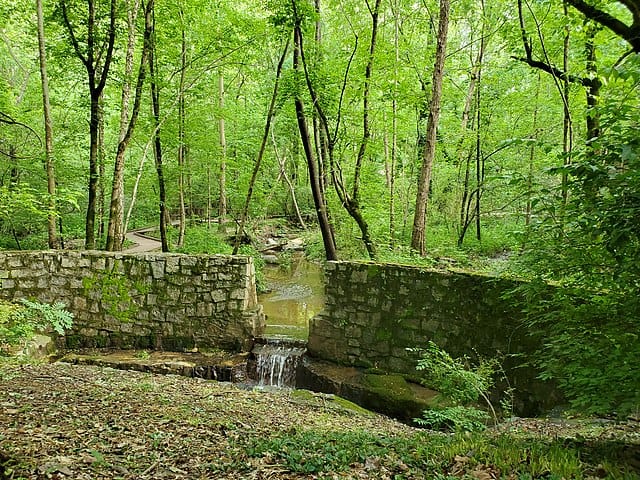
[291,389,374,416]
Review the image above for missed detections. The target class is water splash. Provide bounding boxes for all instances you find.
[253,342,306,388]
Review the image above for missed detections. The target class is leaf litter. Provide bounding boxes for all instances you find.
[1,363,638,479]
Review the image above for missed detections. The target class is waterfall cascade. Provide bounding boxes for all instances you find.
[251,338,307,388]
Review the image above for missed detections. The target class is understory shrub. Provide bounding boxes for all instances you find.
[0,299,73,353]
[413,341,502,432]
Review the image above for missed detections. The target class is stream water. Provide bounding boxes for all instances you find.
[257,255,325,341]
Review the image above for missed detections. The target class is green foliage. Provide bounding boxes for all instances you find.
[174,226,233,255]
[513,98,640,416]
[413,341,499,431]
[414,405,489,432]
[246,430,394,474]
[0,299,73,352]
[239,427,616,478]
[415,341,497,405]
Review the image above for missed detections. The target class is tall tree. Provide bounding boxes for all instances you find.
[36,0,57,249]
[105,0,153,251]
[218,72,227,224]
[292,0,338,260]
[232,38,290,255]
[60,0,117,249]
[177,7,187,248]
[149,1,169,252]
[411,0,451,255]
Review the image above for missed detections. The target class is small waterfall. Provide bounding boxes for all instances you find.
[252,338,307,388]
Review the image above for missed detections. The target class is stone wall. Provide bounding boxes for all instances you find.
[0,251,264,351]
[308,261,555,414]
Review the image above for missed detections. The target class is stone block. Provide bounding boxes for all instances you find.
[211,290,226,303]
[150,261,165,279]
[8,258,23,268]
[230,288,245,300]
[165,257,180,273]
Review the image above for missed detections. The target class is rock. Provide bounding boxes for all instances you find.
[262,255,280,265]
[297,357,440,423]
[284,238,304,251]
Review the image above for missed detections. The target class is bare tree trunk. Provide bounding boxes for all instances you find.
[232,39,290,255]
[474,75,482,241]
[389,0,400,248]
[293,23,338,261]
[345,0,382,260]
[411,0,450,255]
[36,0,57,249]
[177,9,187,248]
[526,73,541,226]
[97,96,106,242]
[271,128,307,229]
[561,2,572,206]
[457,18,485,246]
[61,0,117,250]
[149,2,169,252]
[218,72,227,224]
[584,22,601,143]
[105,0,143,251]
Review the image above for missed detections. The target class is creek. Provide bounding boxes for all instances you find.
[257,254,325,341]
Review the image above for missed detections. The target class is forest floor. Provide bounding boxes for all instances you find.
[1,362,639,480]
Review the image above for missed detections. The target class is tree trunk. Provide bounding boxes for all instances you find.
[97,95,106,241]
[389,0,399,248]
[36,0,57,249]
[177,10,187,248]
[60,0,117,250]
[411,0,450,255]
[232,38,290,255]
[105,0,143,251]
[561,2,572,206]
[271,128,306,229]
[526,73,541,226]
[584,22,601,143]
[149,3,169,252]
[293,24,338,261]
[474,75,482,241]
[218,72,227,223]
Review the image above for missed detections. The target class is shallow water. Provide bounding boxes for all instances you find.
[258,255,324,340]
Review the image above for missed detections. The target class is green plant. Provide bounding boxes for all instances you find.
[0,299,73,353]
[510,104,640,416]
[136,350,151,359]
[414,405,489,432]
[412,341,499,431]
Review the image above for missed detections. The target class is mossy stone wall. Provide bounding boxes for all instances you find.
[0,251,264,351]
[308,261,555,413]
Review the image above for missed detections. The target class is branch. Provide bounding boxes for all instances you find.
[511,56,589,86]
[60,0,89,68]
[564,0,640,51]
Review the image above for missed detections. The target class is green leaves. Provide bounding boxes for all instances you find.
[0,299,73,352]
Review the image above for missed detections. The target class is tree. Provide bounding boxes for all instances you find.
[232,38,290,255]
[564,0,640,52]
[291,0,338,260]
[60,0,117,249]
[149,0,169,252]
[411,0,450,255]
[36,0,57,249]
[105,0,150,252]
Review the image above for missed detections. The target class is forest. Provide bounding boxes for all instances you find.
[1,0,639,416]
